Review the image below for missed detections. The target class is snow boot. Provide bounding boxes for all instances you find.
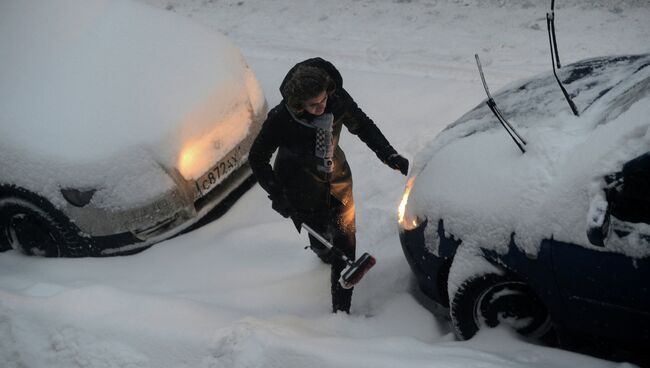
[332,258,353,313]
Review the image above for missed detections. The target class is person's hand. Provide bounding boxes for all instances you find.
[269,193,303,231]
[386,153,409,176]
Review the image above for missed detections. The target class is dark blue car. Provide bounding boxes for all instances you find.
[398,54,650,355]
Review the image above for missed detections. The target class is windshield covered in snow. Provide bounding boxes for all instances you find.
[448,54,650,134]
[410,54,650,178]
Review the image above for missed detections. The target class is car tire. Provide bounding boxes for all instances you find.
[450,273,553,341]
[0,190,90,257]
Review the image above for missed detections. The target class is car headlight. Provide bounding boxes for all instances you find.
[178,142,204,179]
[398,177,423,231]
[177,105,251,180]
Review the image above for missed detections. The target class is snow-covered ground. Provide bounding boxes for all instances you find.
[2,0,649,367]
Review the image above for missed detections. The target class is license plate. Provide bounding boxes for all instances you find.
[194,145,244,198]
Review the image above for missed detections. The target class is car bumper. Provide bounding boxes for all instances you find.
[61,126,261,256]
[399,218,452,307]
[87,163,255,256]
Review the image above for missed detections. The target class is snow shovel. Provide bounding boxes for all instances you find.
[299,223,377,289]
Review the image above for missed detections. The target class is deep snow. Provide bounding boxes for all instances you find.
[1,0,650,367]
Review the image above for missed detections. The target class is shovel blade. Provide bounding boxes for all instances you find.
[339,252,376,289]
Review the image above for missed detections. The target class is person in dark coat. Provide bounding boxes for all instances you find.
[249,58,409,313]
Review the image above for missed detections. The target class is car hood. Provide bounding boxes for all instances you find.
[407,54,650,257]
[0,0,264,207]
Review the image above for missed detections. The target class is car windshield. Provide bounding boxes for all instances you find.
[444,54,650,136]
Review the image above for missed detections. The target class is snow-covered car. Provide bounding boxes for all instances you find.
[0,0,267,257]
[398,54,650,348]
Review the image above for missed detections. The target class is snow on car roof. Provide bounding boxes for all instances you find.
[0,0,255,205]
[408,54,650,259]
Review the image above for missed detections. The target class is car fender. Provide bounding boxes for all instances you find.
[479,237,564,324]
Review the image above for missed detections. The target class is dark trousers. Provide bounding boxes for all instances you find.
[302,196,356,313]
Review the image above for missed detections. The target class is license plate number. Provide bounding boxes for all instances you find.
[194,146,243,198]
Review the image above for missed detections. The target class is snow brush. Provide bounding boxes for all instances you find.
[300,223,376,289]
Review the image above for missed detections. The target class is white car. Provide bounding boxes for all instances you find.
[0,0,267,256]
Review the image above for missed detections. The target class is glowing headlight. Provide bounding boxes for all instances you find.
[178,139,217,180]
[179,145,199,178]
[398,177,422,231]
[177,108,251,180]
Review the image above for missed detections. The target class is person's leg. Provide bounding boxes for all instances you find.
[330,197,356,313]
[308,233,333,264]
[301,210,334,264]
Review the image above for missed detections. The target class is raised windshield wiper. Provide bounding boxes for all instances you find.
[547,0,580,116]
[475,54,527,154]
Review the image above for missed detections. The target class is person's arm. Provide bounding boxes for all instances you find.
[249,106,283,196]
[249,105,298,220]
[339,89,409,175]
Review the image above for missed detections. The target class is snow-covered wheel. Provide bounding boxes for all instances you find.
[450,273,553,341]
[0,192,90,257]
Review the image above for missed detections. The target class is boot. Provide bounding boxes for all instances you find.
[331,258,353,313]
[332,285,352,313]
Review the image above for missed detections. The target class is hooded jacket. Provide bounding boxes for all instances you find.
[249,58,397,213]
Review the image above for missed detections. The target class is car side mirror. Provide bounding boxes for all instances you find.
[586,194,610,247]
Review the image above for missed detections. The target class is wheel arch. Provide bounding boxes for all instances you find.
[448,244,550,316]
[448,248,554,341]
[0,183,92,256]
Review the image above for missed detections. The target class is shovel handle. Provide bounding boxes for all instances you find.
[301,224,334,251]
[301,223,353,264]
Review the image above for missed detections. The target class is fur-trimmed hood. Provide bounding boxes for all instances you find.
[279,57,344,100]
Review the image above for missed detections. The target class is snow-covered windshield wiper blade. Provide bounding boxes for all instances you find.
[474,54,527,154]
[547,0,580,116]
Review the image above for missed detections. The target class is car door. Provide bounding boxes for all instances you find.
[551,153,650,344]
